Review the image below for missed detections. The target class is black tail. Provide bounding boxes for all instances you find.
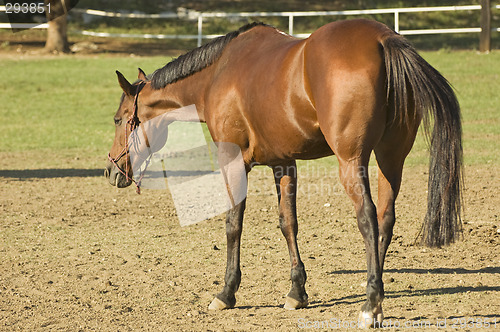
[382,35,463,247]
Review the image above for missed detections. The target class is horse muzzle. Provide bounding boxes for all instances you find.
[104,161,133,188]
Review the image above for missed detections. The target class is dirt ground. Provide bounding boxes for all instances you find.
[0,160,499,331]
[1,36,499,331]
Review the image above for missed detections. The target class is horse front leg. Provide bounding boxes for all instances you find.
[209,145,248,310]
[273,162,308,310]
[209,199,246,310]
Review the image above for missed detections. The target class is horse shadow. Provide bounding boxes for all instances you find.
[327,266,500,275]
[0,169,103,179]
[309,266,500,309]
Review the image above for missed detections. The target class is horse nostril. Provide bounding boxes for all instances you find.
[104,168,110,178]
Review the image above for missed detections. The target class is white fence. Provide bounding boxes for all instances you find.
[1,4,499,47]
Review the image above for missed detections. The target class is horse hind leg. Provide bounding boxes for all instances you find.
[315,78,387,326]
[369,120,418,322]
[334,155,384,327]
[375,152,404,273]
[331,129,413,327]
[370,166,400,325]
[357,162,401,326]
[273,161,308,310]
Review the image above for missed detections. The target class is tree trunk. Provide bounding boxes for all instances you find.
[44,0,70,53]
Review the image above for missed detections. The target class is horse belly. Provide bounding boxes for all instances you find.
[248,110,333,164]
[284,137,333,161]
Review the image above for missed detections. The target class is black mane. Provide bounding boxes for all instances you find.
[149,22,269,89]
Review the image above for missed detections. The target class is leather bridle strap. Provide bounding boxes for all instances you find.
[108,81,147,194]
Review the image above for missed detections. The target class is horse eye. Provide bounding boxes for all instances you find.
[114,117,122,126]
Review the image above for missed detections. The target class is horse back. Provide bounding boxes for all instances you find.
[205,20,394,164]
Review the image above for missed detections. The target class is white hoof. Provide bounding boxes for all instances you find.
[358,309,384,328]
[208,297,232,310]
[283,296,308,310]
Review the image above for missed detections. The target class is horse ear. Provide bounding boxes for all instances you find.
[116,70,134,96]
[138,68,147,81]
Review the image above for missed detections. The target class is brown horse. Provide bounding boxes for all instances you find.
[105,19,462,327]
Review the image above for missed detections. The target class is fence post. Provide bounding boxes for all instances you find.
[197,15,203,47]
[394,10,399,33]
[480,0,491,53]
[289,14,294,36]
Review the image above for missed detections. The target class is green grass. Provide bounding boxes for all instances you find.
[0,51,499,170]
[411,51,500,166]
[0,57,169,168]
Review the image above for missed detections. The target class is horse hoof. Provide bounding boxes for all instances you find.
[376,311,384,323]
[208,297,232,310]
[358,309,384,328]
[284,296,308,310]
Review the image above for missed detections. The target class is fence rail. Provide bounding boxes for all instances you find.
[74,5,493,47]
[1,4,498,50]
[0,23,48,29]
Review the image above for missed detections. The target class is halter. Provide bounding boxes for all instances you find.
[108,81,148,194]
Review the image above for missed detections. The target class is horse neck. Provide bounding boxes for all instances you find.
[156,67,214,123]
